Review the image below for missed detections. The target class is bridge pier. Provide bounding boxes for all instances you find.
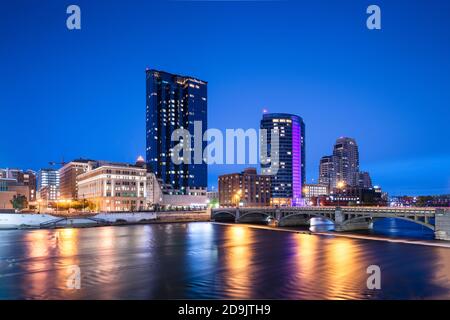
[435,209,450,241]
[334,207,373,232]
[235,208,240,223]
[334,220,373,232]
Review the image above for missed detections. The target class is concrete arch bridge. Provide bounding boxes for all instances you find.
[211,206,450,240]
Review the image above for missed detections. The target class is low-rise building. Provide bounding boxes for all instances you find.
[218,168,271,207]
[303,183,329,206]
[147,176,208,210]
[23,170,37,202]
[207,191,219,201]
[146,172,163,208]
[77,161,148,212]
[0,169,36,203]
[59,159,93,200]
[0,178,30,210]
[323,186,386,206]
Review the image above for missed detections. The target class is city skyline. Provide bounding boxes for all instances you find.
[2,0,450,304]
[1,1,450,195]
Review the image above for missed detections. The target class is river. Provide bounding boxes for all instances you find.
[0,222,449,299]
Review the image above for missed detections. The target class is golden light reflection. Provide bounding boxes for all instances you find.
[294,234,318,285]
[98,226,115,249]
[56,228,80,293]
[231,225,246,239]
[431,248,450,298]
[23,230,53,298]
[224,226,253,298]
[26,231,49,258]
[58,228,79,257]
[324,239,364,299]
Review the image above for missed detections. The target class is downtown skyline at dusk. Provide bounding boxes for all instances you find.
[1,0,450,195]
[2,0,450,305]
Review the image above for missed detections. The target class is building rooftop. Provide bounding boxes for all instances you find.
[262,113,304,121]
[146,68,207,85]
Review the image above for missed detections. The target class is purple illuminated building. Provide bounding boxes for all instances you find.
[260,113,305,206]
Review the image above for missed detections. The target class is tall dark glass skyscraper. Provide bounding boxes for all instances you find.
[146,69,207,194]
[260,113,305,206]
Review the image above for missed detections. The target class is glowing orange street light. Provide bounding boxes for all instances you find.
[37,199,42,214]
[336,181,346,207]
[233,190,243,207]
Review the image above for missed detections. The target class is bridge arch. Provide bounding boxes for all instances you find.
[211,210,236,221]
[238,211,273,222]
[278,212,335,226]
[342,215,435,231]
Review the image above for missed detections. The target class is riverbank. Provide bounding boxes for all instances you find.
[212,222,450,248]
[0,211,210,229]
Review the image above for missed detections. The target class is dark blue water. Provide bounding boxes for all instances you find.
[310,218,435,240]
[0,222,449,299]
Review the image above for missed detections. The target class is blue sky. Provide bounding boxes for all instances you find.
[1,0,449,195]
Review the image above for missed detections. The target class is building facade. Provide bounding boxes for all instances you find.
[23,170,37,202]
[0,178,30,210]
[331,137,360,188]
[37,169,60,201]
[319,137,377,191]
[357,171,373,189]
[318,155,334,188]
[207,191,219,201]
[0,169,36,202]
[77,161,148,212]
[0,168,24,183]
[327,186,386,206]
[218,168,271,207]
[303,183,329,206]
[59,159,92,200]
[260,113,305,206]
[146,69,208,195]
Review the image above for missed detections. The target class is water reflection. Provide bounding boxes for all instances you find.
[0,223,449,299]
[22,230,53,298]
[324,239,365,299]
[185,223,218,297]
[432,248,450,299]
[222,226,253,299]
[290,234,319,298]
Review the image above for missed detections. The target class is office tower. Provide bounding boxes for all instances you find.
[357,171,373,189]
[37,169,60,201]
[331,137,360,187]
[146,69,207,194]
[218,168,271,207]
[260,113,305,206]
[59,159,92,200]
[319,155,334,187]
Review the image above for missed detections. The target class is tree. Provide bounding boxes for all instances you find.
[86,200,97,212]
[10,195,28,211]
[209,198,219,208]
[415,196,433,207]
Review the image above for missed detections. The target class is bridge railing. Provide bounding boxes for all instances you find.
[213,206,446,215]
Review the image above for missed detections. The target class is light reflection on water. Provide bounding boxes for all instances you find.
[0,222,449,299]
